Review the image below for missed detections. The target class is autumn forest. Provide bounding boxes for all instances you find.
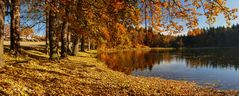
[0,0,239,95]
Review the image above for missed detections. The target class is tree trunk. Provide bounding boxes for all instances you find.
[67,31,72,54]
[88,37,91,51]
[49,0,59,60]
[10,2,15,51]
[72,35,79,56]
[80,35,85,52]
[45,0,49,55]
[61,5,69,58]
[144,1,147,33]
[10,0,21,55]
[0,0,5,66]
[61,22,68,58]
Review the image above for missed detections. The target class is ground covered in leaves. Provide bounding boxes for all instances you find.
[0,49,238,95]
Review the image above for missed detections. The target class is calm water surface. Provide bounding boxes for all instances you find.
[98,48,239,90]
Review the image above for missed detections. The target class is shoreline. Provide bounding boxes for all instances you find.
[98,47,239,53]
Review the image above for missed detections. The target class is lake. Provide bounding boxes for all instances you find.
[98,48,239,90]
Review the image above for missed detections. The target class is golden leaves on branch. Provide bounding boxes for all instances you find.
[116,23,126,34]
[21,27,34,37]
[188,28,203,37]
[99,27,110,41]
[216,0,223,5]
[41,0,238,48]
[139,0,238,33]
[162,2,169,8]
[112,0,124,10]
[200,0,237,26]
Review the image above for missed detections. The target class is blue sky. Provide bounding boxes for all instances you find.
[140,0,239,35]
[171,0,239,35]
[198,0,239,28]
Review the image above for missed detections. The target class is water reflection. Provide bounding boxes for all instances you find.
[183,49,239,70]
[98,48,239,89]
[98,49,239,74]
[98,50,157,74]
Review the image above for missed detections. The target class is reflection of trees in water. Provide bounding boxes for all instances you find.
[98,48,239,75]
[183,49,239,70]
[98,50,175,75]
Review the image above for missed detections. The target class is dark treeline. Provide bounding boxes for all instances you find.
[182,24,239,47]
[145,24,239,48]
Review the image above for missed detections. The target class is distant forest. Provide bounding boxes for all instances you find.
[146,24,239,48]
[183,24,239,47]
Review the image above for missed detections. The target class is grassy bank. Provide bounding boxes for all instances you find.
[0,50,238,95]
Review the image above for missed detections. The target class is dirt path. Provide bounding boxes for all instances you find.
[4,41,45,47]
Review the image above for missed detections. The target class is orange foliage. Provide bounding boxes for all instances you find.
[99,27,110,41]
[188,28,203,36]
[116,23,126,34]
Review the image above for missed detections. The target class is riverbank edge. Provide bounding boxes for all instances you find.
[97,47,239,53]
[0,50,238,95]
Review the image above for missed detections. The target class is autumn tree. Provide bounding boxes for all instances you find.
[86,0,140,49]
[60,0,70,58]
[139,0,237,33]
[10,0,21,55]
[48,0,59,60]
[188,28,204,37]
[45,0,50,54]
[0,0,5,65]
[69,0,83,55]
[3,0,235,60]
[69,0,237,49]
[21,27,34,40]
[72,33,80,56]
[4,24,10,39]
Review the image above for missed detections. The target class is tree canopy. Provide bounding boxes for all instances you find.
[0,0,238,60]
